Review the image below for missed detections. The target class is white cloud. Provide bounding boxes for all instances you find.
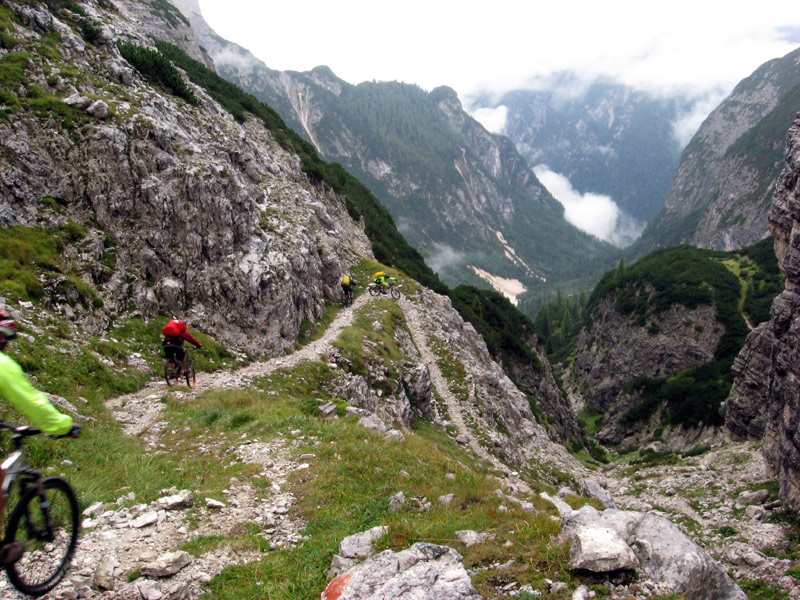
[426,244,466,273]
[469,105,508,134]
[533,165,644,247]
[212,47,261,71]
[671,90,730,147]
[197,0,800,106]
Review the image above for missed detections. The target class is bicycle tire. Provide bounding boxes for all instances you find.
[390,287,400,300]
[368,285,381,297]
[5,477,79,597]
[185,361,196,389]
[164,361,180,386]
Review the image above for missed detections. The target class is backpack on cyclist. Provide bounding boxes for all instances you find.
[341,275,351,286]
[374,271,385,280]
[162,320,183,337]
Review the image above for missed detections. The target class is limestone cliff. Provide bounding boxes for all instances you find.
[724,113,800,509]
[0,0,370,355]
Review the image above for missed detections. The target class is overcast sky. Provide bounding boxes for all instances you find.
[196,0,800,103]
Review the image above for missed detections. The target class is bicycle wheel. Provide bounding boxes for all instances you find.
[5,477,79,596]
[368,285,381,297]
[185,361,196,389]
[390,287,400,300]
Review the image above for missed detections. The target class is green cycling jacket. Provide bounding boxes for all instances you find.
[0,352,72,435]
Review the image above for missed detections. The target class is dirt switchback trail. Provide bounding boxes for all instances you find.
[108,290,521,475]
[397,295,515,478]
[54,289,538,600]
[106,293,370,445]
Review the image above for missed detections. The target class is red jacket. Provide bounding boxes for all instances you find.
[162,320,201,348]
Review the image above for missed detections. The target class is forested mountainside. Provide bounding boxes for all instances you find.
[467,76,686,224]
[634,46,800,255]
[553,239,784,450]
[171,0,617,308]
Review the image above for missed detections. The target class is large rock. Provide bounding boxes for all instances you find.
[321,543,481,600]
[569,526,638,572]
[338,526,388,560]
[140,551,193,578]
[579,479,617,509]
[562,506,746,600]
[632,514,746,600]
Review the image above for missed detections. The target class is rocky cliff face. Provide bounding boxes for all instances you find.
[568,296,723,448]
[724,113,800,509]
[636,47,800,254]
[0,0,371,355]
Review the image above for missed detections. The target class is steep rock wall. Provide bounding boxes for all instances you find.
[725,113,800,508]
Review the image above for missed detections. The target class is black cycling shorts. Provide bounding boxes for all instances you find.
[163,342,185,362]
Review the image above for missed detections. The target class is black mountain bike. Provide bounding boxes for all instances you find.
[342,287,354,307]
[1,423,80,597]
[164,349,196,389]
[368,281,400,300]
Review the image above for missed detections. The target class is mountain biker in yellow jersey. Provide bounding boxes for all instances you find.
[0,310,80,566]
[373,271,392,293]
[341,275,356,304]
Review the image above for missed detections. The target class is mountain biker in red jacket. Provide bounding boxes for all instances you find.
[162,319,202,375]
[0,310,80,566]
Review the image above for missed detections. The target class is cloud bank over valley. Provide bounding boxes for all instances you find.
[533,165,645,247]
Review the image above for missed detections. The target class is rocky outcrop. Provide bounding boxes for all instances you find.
[403,289,584,480]
[321,543,482,600]
[0,0,371,355]
[571,298,721,412]
[503,331,584,444]
[726,113,800,509]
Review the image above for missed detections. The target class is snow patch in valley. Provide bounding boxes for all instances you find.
[470,266,527,305]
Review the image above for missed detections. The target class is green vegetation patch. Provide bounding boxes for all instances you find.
[117,41,198,105]
[332,300,406,390]
[198,386,567,600]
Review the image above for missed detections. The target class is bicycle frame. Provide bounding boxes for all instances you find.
[2,433,42,506]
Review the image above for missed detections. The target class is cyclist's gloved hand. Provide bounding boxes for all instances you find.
[67,423,82,438]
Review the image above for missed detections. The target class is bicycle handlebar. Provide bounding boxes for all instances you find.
[0,423,80,439]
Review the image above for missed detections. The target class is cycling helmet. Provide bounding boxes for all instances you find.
[0,310,18,339]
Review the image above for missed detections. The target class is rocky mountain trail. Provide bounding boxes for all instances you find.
[13,289,785,600]
[397,296,513,479]
[48,290,539,600]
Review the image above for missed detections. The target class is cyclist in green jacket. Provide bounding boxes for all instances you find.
[0,310,78,566]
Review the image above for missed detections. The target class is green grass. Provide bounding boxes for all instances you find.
[196,378,569,599]
[332,299,406,386]
[577,406,603,437]
[737,579,790,599]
